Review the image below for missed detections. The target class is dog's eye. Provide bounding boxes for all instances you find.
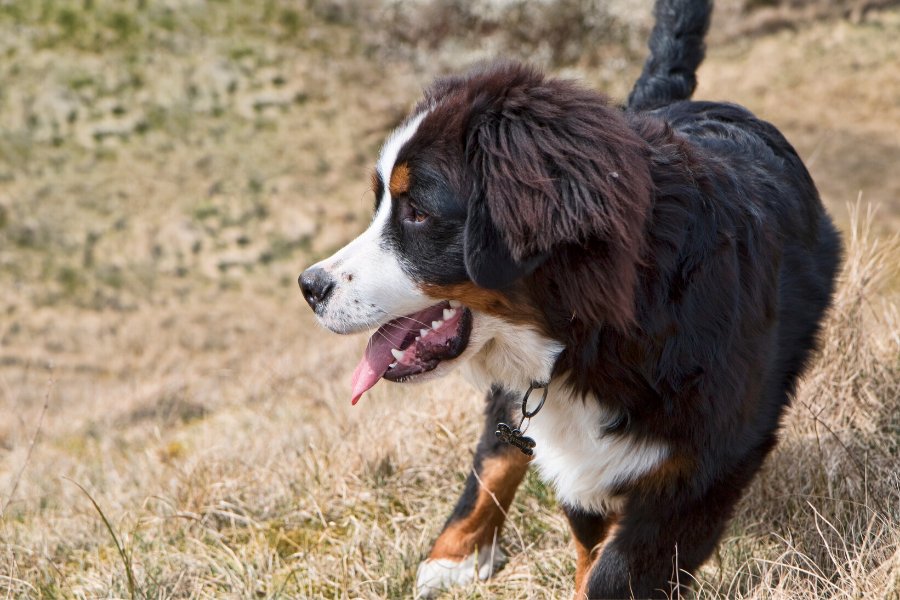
[405,204,429,224]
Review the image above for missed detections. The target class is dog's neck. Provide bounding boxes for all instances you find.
[461,311,564,394]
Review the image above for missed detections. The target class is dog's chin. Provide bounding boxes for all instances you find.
[382,353,469,384]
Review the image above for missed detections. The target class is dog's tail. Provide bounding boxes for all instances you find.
[627,0,713,111]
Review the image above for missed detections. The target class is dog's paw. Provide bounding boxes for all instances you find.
[415,546,506,598]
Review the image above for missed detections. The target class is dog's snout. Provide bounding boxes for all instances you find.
[299,267,335,312]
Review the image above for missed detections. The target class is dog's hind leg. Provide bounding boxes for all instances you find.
[416,386,530,598]
[563,505,619,599]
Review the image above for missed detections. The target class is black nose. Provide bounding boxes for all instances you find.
[299,267,335,312]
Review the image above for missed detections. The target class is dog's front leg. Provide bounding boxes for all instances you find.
[416,386,530,598]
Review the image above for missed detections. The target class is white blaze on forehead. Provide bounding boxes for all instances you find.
[377,109,429,188]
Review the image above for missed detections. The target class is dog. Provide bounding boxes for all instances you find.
[299,0,842,596]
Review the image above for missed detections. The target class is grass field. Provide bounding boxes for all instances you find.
[1,1,899,598]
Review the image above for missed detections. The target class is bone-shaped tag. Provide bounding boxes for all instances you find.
[495,422,536,456]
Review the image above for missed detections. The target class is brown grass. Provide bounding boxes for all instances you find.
[1,2,899,598]
[1,207,896,598]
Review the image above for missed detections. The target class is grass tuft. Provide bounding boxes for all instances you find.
[65,478,139,599]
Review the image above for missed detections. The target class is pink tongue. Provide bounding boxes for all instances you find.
[350,317,419,405]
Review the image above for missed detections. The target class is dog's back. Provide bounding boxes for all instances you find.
[630,1,841,427]
[655,99,842,420]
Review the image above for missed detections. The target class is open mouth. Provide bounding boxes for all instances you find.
[350,300,472,404]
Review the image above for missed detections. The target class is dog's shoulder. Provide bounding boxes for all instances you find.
[634,100,825,247]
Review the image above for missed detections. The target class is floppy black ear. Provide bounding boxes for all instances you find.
[460,65,557,289]
[456,62,653,325]
[463,193,547,289]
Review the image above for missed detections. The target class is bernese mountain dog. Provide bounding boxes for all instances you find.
[299,0,842,597]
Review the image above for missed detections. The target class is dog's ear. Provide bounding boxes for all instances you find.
[459,64,654,324]
[463,182,548,289]
[460,75,557,290]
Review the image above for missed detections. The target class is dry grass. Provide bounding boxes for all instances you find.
[2,209,896,599]
[1,2,899,599]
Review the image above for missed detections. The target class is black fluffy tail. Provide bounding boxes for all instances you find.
[627,0,713,111]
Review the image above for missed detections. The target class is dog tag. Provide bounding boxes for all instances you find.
[495,423,536,456]
[495,383,548,456]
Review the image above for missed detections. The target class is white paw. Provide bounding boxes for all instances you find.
[415,546,506,598]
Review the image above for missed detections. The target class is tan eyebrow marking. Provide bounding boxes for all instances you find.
[389,162,411,197]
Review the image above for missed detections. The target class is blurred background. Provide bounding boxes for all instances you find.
[1,1,898,598]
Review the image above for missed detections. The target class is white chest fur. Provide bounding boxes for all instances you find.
[460,313,669,514]
[525,383,669,514]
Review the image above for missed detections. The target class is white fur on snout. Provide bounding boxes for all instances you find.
[415,546,505,599]
[308,110,431,334]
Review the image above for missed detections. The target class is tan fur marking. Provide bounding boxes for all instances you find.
[428,450,530,560]
[634,453,693,495]
[574,518,620,599]
[420,282,546,329]
[389,162,411,197]
[574,539,595,600]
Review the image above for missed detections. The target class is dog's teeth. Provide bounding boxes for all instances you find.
[449,300,462,308]
[390,348,404,361]
[388,361,397,369]
[431,320,443,329]
[442,308,456,320]
[420,328,430,337]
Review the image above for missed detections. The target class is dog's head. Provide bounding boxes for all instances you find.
[299,62,653,403]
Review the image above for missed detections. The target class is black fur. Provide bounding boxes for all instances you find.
[379,161,470,285]
[628,0,713,111]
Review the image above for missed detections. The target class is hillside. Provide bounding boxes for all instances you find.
[1,2,898,597]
